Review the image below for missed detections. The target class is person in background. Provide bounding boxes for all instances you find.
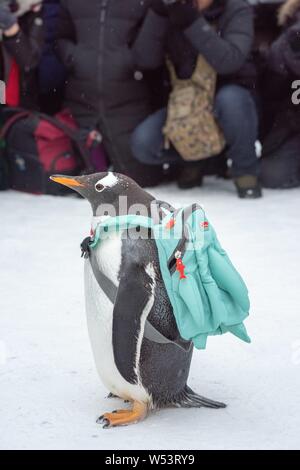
[131,0,261,198]
[0,0,44,109]
[0,0,44,191]
[38,0,66,114]
[54,0,165,188]
[260,0,300,189]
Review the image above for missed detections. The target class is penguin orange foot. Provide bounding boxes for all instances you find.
[97,401,148,428]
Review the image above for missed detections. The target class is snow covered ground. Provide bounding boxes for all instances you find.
[1,178,300,450]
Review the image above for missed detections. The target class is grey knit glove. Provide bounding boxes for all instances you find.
[0,5,17,31]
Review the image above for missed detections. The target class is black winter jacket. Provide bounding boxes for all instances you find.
[267,0,300,77]
[259,0,300,138]
[55,0,164,186]
[133,0,256,89]
[1,10,44,109]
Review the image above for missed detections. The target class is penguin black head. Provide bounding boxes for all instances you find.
[50,172,155,218]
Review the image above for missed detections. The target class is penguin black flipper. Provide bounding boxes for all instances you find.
[112,262,154,385]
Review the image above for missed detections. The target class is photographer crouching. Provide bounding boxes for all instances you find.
[131,0,261,198]
[0,0,43,108]
[0,0,44,190]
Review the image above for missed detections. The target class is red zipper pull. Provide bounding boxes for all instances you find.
[166,218,176,230]
[175,251,186,280]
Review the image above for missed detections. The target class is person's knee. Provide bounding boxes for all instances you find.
[131,123,152,164]
[261,155,300,189]
[216,85,256,119]
[215,85,258,148]
[131,109,166,165]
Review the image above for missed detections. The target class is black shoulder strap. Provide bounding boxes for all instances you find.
[88,248,189,351]
[0,110,31,139]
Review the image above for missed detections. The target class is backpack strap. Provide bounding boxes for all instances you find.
[167,204,204,274]
[82,228,191,352]
[166,57,179,87]
[35,112,94,172]
[86,241,189,351]
[0,110,31,139]
[150,199,176,224]
[191,54,217,94]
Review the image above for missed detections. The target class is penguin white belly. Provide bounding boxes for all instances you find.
[84,233,150,403]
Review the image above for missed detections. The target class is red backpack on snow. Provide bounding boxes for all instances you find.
[0,108,95,195]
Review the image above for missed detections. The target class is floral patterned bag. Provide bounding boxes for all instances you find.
[163,55,225,161]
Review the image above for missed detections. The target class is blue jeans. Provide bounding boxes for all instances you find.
[131,85,259,177]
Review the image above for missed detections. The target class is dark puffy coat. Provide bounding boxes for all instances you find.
[39,0,66,94]
[38,0,66,113]
[55,0,164,186]
[259,0,300,131]
[259,0,300,189]
[267,0,300,76]
[133,0,256,89]
[1,10,44,109]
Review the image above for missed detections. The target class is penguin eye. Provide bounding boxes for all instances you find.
[95,183,105,193]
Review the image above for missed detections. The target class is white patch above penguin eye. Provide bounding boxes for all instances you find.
[95,182,105,193]
[94,173,118,193]
[97,172,119,188]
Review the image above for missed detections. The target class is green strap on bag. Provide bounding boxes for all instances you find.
[90,204,250,349]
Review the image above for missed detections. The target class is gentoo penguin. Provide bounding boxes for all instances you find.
[51,172,225,428]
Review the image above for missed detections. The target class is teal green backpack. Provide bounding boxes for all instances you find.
[89,204,250,349]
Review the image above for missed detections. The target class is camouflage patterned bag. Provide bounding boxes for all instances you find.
[163,55,225,161]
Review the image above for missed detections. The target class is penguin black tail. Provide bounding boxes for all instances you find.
[173,386,226,409]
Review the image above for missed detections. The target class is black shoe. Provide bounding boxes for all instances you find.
[177,163,204,190]
[234,175,262,199]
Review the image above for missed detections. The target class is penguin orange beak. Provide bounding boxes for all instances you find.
[50,175,85,188]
